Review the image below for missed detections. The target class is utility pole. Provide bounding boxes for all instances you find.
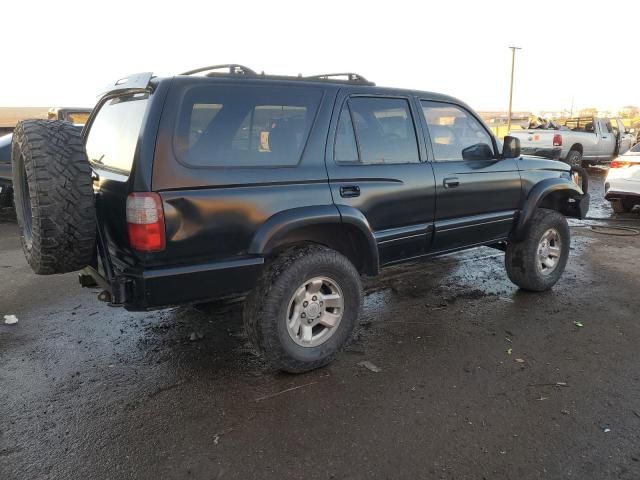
[507,46,522,133]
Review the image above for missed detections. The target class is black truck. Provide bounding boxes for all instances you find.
[11,65,589,372]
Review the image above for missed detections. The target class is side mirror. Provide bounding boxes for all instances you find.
[502,136,521,158]
[461,143,494,161]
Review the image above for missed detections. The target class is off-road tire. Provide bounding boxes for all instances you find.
[12,120,95,274]
[505,208,570,291]
[565,150,582,167]
[244,245,363,373]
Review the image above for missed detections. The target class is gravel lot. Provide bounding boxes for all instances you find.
[2,169,640,480]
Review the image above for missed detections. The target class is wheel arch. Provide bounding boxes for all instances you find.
[568,143,583,155]
[513,178,585,241]
[248,205,379,275]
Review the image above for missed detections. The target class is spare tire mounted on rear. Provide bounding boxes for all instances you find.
[12,120,96,274]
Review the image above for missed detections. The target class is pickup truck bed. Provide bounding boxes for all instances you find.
[509,117,634,165]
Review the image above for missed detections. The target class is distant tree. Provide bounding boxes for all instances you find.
[618,106,639,118]
[578,107,598,117]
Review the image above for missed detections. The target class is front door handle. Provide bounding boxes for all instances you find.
[443,177,460,188]
[340,185,361,198]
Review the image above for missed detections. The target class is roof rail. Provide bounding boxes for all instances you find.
[304,73,374,86]
[180,64,258,76]
[178,65,375,85]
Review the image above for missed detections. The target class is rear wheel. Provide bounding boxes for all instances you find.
[565,150,582,167]
[244,245,363,373]
[505,208,570,291]
[12,120,95,274]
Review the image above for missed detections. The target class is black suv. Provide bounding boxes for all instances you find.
[11,65,589,372]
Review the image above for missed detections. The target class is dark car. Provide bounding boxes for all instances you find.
[11,65,589,372]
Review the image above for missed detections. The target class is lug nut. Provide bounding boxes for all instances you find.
[312,296,317,301]
[301,313,306,318]
[319,301,323,306]
[307,319,313,324]
[303,301,308,307]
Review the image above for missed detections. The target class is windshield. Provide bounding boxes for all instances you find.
[85,93,149,175]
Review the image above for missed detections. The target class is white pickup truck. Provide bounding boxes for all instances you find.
[509,117,635,167]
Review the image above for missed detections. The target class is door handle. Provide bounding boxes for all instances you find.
[443,177,460,188]
[340,185,360,198]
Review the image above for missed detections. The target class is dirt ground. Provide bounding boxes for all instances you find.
[1,169,640,480]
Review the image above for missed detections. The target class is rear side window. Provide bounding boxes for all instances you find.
[335,97,419,165]
[176,86,322,167]
[86,93,149,174]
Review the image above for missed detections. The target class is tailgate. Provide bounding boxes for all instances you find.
[509,130,555,148]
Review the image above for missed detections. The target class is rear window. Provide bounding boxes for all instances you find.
[86,93,149,174]
[175,85,322,167]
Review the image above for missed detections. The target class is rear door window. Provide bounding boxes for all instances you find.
[86,92,149,174]
[175,86,322,167]
[335,97,419,165]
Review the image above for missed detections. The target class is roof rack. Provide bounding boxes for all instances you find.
[180,64,258,76]
[179,64,375,85]
[304,73,374,86]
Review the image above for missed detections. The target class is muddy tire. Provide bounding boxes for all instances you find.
[505,208,570,291]
[12,120,96,274]
[565,150,582,167]
[244,245,363,373]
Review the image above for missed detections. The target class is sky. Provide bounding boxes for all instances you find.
[2,0,639,114]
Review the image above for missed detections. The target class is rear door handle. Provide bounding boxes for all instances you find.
[443,177,460,188]
[340,185,360,198]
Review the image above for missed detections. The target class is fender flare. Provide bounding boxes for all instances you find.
[336,205,380,275]
[513,178,584,241]
[248,204,379,274]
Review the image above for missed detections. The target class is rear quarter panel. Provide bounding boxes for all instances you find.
[150,78,337,268]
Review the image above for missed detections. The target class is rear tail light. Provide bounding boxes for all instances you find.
[553,134,562,146]
[126,192,166,252]
[610,160,631,169]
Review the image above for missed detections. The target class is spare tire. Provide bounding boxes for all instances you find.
[12,120,96,274]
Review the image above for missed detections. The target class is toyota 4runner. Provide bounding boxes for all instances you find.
[11,64,590,372]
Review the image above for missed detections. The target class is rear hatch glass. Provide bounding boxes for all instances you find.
[86,92,149,175]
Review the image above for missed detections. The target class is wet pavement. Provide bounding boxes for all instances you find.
[2,170,640,479]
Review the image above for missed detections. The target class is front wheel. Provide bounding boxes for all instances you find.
[505,209,570,291]
[244,245,363,373]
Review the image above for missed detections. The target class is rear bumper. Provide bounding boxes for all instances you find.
[521,147,562,160]
[605,178,640,198]
[605,190,640,201]
[83,256,264,311]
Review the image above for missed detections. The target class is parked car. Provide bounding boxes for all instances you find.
[508,116,635,167]
[605,142,640,212]
[0,107,91,206]
[10,65,589,373]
